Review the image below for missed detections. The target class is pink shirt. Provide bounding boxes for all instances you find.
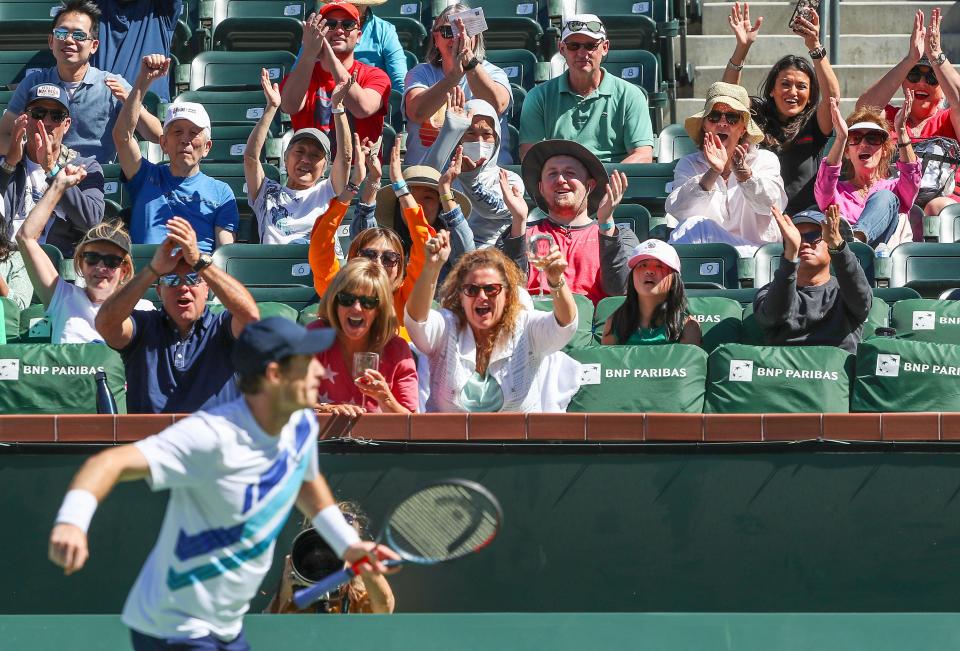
[306,322,419,413]
[525,219,606,305]
[814,159,921,225]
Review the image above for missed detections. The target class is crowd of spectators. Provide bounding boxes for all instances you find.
[1,0,956,415]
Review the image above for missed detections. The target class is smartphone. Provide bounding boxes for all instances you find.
[788,0,819,32]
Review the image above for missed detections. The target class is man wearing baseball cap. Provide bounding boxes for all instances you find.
[51,316,399,649]
[519,14,653,163]
[754,205,872,353]
[0,82,106,257]
[280,1,390,153]
[114,55,240,253]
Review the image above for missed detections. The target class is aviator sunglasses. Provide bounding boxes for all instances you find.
[52,27,93,42]
[158,272,202,287]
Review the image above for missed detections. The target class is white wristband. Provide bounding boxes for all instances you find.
[55,489,98,533]
[312,504,361,558]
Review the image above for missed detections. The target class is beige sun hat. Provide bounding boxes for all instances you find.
[684,82,764,146]
[374,166,472,227]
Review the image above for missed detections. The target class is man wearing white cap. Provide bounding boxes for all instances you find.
[114,55,239,253]
[518,15,653,163]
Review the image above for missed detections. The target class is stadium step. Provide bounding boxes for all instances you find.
[681,34,911,68]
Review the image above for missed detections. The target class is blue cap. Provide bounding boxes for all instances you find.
[232,317,336,376]
[26,83,70,114]
[792,209,854,241]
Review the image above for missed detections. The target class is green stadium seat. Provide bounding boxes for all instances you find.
[687,296,742,352]
[37,243,67,288]
[101,164,126,209]
[0,343,127,413]
[673,243,740,289]
[197,0,306,51]
[531,292,595,349]
[485,49,540,92]
[0,50,55,89]
[0,90,13,115]
[936,203,960,243]
[404,49,419,71]
[753,242,877,288]
[566,344,707,412]
[245,286,317,310]
[199,162,280,239]
[210,300,298,321]
[387,89,405,132]
[890,298,960,344]
[873,286,921,305]
[656,123,695,164]
[612,204,651,241]
[507,83,526,130]
[474,0,543,52]
[610,162,676,214]
[180,50,297,92]
[377,0,428,58]
[202,125,282,165]
[17,304,51,343]
[852,337,960,412]
[168,90,288,136]
[601,49,667,130]
[1,297,20,344]
[212,243,312,286]
[0,1,60,50]
[687,287,757,307]
[706,343,853,413]
[130,245,160,274]
[889,243,960,298]
[299,303,320,325]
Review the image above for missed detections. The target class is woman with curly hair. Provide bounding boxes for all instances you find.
[815,96,921,247]
[404,231,578,412]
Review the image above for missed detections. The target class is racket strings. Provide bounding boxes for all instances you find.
[388,485,499,561]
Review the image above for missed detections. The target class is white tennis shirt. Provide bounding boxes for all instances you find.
[121,398,319,640]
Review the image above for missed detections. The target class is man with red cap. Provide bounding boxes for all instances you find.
[280,1,390,152]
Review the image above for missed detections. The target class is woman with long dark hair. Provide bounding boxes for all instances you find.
[722,2,840,213]
[601,240,701,345]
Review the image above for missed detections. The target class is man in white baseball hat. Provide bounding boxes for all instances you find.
[114,56,240,253]
[518,13,654,163]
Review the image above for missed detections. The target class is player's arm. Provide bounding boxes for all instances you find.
[48,445,151,575]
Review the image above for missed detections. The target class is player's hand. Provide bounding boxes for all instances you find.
[344,541,401,576]
[49,523,89,576]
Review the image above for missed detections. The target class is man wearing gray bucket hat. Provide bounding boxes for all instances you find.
[666,81,787,254]
[500,139,638,304]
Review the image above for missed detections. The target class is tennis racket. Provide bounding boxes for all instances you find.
[294,479,502,609]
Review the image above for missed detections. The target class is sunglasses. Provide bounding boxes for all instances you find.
[706,111,743,125]
[564,41,603,52]
[52,27,92,42]
[324,18,358,31]
[81,251,124,269]
[800,231,823,245]
[356,248,402,268]
[158,272,202,287]
[335,291,379,309]
[29,106,68,123]
[433,25,455,39]
[564,19,605,34]
[461,283,504,298]
[847,131,887,146]
[906,68,939,86]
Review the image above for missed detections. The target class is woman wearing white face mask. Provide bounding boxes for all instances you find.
[421,87,525,249]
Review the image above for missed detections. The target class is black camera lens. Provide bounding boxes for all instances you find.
[290,529,343,584]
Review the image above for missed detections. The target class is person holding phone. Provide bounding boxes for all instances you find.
[308,258,418,416]
[721,2,840,214]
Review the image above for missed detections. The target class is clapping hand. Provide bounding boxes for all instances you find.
[452,18,476,78]
[260,67,281,109]
[926,8,943,60]
[823,204,844,250]
[702,132,729,174]
[499,169,528,223]
[895,89,914,135]
[771,205,801,260]
[5,113,28,166]
[439,145,463,188]
[597,170,627,224]
[331,72,356,109]
[731,144,751,181]
[909,9,926,64]
[829,97,848,142]
[349,133,368,188]
[362,137,382,185]
[302,13,329,59]
[32,118,57,173]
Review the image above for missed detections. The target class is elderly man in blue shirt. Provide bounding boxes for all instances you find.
[0,0,163,162]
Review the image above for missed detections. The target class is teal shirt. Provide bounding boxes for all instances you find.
[624,324,670,345]
[459,372,505,412]
[518,68,654,163]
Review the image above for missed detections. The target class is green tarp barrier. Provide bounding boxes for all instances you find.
[706,343,852,413]
[852,337,960,412]
[0,296,12,345]
[566,344,707,413]
[687,295,743,352]
[0,344,126,414]
[891,299,960,344]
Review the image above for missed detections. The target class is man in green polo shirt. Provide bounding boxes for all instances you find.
[518,15,654,163]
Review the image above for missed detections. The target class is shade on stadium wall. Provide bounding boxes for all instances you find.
[5,419,960,614]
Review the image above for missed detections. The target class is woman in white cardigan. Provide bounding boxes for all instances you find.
[405,230,579,413]
[666,82,787,256]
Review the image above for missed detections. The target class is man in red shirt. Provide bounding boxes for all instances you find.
[500,140,638,305]
[280,1,390,152]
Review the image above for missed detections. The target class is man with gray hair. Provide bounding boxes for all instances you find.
[114,55,239,252]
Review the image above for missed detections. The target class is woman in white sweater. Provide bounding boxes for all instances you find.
[667,82,787,255]
[405,230,579,413]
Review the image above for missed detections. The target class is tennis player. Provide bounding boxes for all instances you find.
[48,317,398,650]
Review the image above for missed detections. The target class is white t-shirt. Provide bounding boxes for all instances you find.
[123,400,320,640]
[250,178,335,245]
[47,278,154,344]
[11,158,49,239]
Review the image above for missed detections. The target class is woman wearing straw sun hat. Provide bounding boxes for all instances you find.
[666,82,787,254]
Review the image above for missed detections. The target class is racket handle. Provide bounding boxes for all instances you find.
[293,567,356,609]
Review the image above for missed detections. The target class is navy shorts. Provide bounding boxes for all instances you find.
[130,629,251,651]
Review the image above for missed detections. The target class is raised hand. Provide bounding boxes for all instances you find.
[823,204,844,250]
[446,86,467,119]
[772,205,801,259]
[139,55,170,86]
[388,138,403,184]
[731,144,751,181]
[728,2,762,48]
[439,145,463,188]
[260,68,281,108]
[452,19,476,78]
[32,119,57,173]
[895,89,914,134]
[331,72,356,109]
[5,113,28,166]
[362,137,382,185]
[791,9,821,51]
[499,169,528,223]
[350,133,369,187]
[926,7,943,59]
[104,77,129,103]
[597,170,627,224]
[908,9,926,64]
[540,245,569,287]
[829,97,848,141]
[164,216,201,267]
[355,369,394,406]
[424,229,451,266]
[702,132,729,174]
[302,13,329,58]
[54,163,88,189]
[149,231,184,275]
